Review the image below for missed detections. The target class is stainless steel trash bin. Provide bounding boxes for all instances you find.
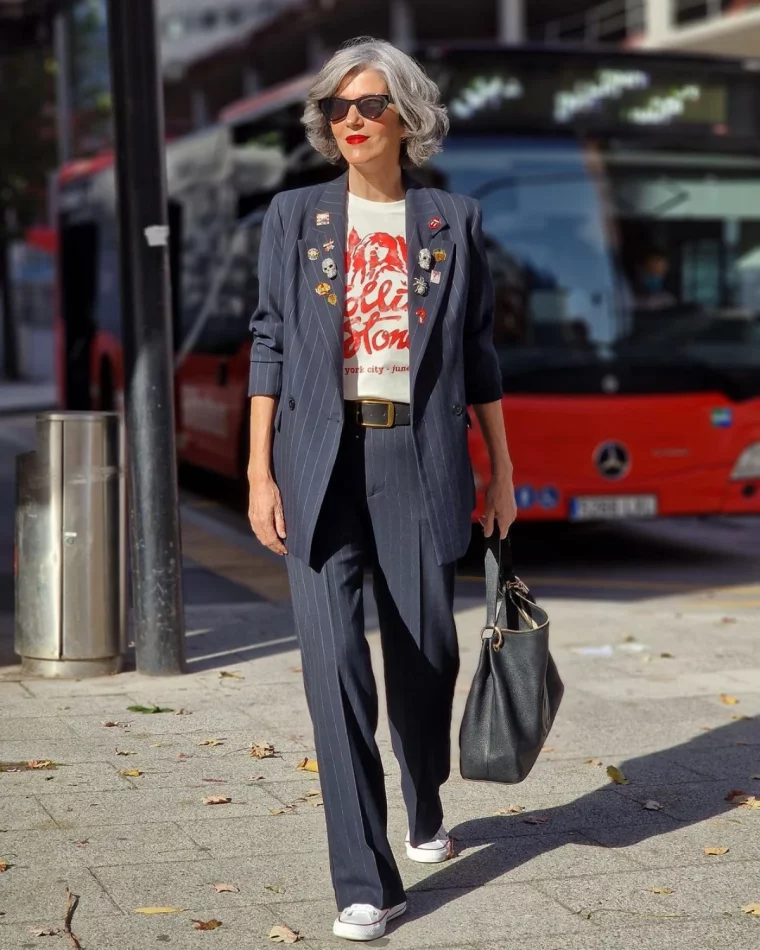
[15,412,126,677]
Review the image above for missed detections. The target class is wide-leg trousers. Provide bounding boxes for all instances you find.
[285,420,460,911]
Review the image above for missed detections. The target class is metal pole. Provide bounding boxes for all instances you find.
[498,0,525,43]
[53,11,73,166]
[106,0,185,675]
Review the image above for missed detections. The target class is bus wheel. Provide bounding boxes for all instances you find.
[99,360,115,411]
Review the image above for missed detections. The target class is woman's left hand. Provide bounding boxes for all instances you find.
[480,471,517,540]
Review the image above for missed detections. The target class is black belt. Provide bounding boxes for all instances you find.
[345,399,411,428]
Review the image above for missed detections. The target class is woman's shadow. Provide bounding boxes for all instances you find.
[392,713,760,930]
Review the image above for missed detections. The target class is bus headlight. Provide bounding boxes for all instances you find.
[731,443,760,480]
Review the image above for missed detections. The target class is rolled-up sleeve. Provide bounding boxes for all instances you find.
[463,200,503,405]
[248,195,285,397]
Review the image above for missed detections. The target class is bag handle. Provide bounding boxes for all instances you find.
[484,533,514,627]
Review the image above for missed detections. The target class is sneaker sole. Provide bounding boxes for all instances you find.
[405,842,451,863]
[333,902,406,941]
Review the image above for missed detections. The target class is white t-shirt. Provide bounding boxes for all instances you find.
[343,192,410,403]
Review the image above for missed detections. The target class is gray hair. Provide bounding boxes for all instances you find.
[302,37,449,167]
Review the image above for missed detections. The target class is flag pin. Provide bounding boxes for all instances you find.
[316,212,330,226]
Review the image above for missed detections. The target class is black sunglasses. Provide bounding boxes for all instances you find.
[319,94,394,123]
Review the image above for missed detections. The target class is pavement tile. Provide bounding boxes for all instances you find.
[0,718,76,742]
[579,816,760,870]
[0,821,206,871]
[0,795,57,832]
[179,812,328,857]
[0,761,130,798]
[60,707,266,740]
[0,694,145,720]
[530,861,760,921]
[0,866,121,924]
[272,884,595,949]
[92,853,335,912]
[610,777,760,822]
[0,906,298,950]
[39,783,287,828]
[661,744,760,782]
[116,750,325,789]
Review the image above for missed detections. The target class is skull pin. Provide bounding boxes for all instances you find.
[417,248,432,271]
[322,257,338,279]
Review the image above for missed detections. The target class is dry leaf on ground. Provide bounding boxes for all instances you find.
[115,749,137,756]
[30,928,60,936]
[704,846,730,856]
[250,742,278,759]
[27,760,55,770]
[219,671,244,679]
[725,789,748,802]
[127,704,174,714]
[742,903,760,916]
[606,765,629,785]
[119,769,143,777]
[203,795,231,806]
[212,883,239,893]
[495,804,525,815]
[720,694,739,705]
[199,739,225,747]
[644,800,664,811]
[101,720,128,728]
[296,757,318,773]
[584,758,603,766]
[732,714,751,721]
[265,884,287,894]
[269,805,297,816]
[0,861,11,872]
[648,887,673,895]
[739,796,760,809]
[540,746,555,753]
[202,778,227,784]
[134,906,186,915]
[660,652,674,658]
[269,923,302,943]
[192,919,223,930]
[175,708,192,715]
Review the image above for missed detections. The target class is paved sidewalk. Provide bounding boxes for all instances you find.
[1,586,760,950]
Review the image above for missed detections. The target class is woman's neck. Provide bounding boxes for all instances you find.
[347,164,404,202]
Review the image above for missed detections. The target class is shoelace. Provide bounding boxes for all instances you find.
[341,903,384,922]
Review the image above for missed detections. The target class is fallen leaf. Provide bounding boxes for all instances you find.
[269,923,302,943]
[250,742,277,759]
[203,796,231,806]
[27,760,55,770]
[296,757,318,773]
[540,746,555,753]
[135,906,186,915]
[199,739,225,747]
[495,803,525,815]
[176,753,192,760]
[127,704,174,714]
[606,765,629,785]
[119,769,143,777]
[704,846,730,856]
[212,883,239,893]
[740,796,760,809]
[248,775,266,782]
[268,805,297,816]
[101,720,128,728]
[265,884,287,894]
[584,758,603,766]
[732,714,751,721]
[202,778,227,784]
[30,927,60,936]
[219,671,244,680]
[622,635,636,642]
[659,652,674,659]
[115,749,137,756]
[290,667,302,673]
[175,708,192,715]
[648,887,673,895]
[742,903,760,916]
[0,861,10,872]
[644,800,664,811]
[720,694,739,705]
[305,788,321,797]
[725,789,748,802]
[192,919,223,930]
[522,815,549,825]
[721,616,737,624]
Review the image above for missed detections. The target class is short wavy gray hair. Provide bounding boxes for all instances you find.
[302,36,449,167]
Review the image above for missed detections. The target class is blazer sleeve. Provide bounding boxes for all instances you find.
[463,199,503,405]
[248,195,285,398]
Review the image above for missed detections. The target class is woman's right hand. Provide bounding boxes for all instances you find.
[248,475,288,556]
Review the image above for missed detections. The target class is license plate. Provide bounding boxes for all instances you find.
[569,495,658,521]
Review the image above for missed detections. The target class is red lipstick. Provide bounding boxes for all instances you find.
[346,135,369,145]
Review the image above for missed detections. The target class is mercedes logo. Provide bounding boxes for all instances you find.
[595,441,630,480]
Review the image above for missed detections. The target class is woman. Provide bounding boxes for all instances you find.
[247,36,517,942]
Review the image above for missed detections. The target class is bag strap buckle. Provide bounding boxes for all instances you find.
[480,624,504,651]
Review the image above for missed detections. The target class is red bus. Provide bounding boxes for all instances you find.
[56,45,760,523]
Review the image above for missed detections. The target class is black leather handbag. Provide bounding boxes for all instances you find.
[459,534,564,784]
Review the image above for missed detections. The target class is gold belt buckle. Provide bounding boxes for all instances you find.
[359,398,395,428]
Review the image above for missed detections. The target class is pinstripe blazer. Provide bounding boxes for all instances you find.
[248,170,503,567]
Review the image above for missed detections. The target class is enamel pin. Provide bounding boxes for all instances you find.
[433,248,447,263]
[316,212,330,226]
[323,238,335,252]
[322,257,337,279]
[327,292,338,306]
[416,308,427,324]
[413,276,429,296]
[307,247,319,261]
[316,282,331,296]
[430,270,442,284]
[417,248,431,271]
[428,216,441,230]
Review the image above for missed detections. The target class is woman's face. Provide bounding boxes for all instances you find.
[330,69,405,172]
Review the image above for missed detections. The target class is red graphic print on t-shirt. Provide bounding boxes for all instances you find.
[343,227,409,359]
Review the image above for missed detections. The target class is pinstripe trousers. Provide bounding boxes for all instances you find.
[285,420,460,910]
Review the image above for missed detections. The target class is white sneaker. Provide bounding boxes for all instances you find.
[405,824,454,863]
[333,901,407,941]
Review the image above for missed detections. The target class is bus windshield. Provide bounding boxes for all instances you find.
[429,137,760,399]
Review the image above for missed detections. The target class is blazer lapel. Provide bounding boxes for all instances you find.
[298,172,348,391]
[405,175,456,397]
